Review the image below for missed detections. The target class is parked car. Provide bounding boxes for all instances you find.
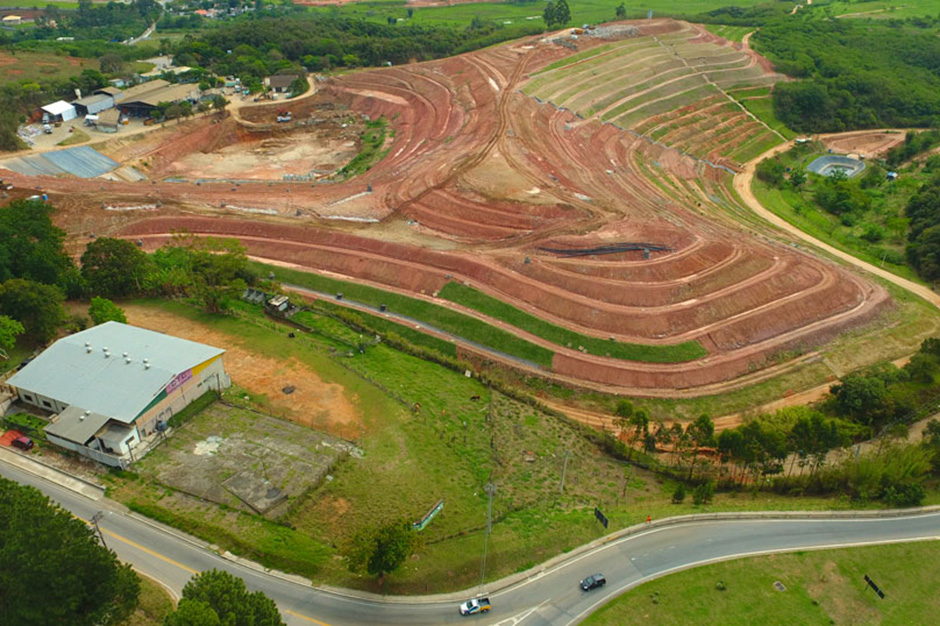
[12,436,34,451]
[458,597,491,616]
[42,124,53,134]
[580,573,606,591]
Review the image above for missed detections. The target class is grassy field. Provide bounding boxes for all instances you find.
[0,0,77,7]
[98,298,940,595]
[438,282,706,363]
[704,24,754,42]
[57,128,90,146]
[584,541,940,625]
[308,0,769,29]
[739,95,797,141]
[0,50,89,83]
[262,263,555,368]
[824,0,940,19]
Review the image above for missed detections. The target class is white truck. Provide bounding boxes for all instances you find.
[458,597,491,616]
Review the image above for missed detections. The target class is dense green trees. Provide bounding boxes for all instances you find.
[163,570,284,626]
[543,0,571,28]
[757,21,940,132]
[905,176,940,282]
[0,478,140,625]
[81,238,151,298]
[0,315,24,356]
[0,199,75,289]
[0,279,67,343]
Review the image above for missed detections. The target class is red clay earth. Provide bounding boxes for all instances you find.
[0,19,889,395]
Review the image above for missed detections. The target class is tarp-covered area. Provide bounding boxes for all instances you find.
[2,146,120,178]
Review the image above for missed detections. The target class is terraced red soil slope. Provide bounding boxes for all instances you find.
[0,19,889,394]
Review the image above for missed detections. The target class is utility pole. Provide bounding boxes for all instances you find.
[479,482,496,588]
[90,511,107,549]
[558,449,570,494]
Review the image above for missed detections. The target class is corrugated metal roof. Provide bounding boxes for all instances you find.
[96,87,122,97]
[126,83,198,107]
[45,406,110,445]
[98,109,120,125]
[73,93,111,107]
[41,100,76,116]
[2,146,120,178]
[7,322,225,423]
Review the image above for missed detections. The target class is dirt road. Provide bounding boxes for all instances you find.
[733,139,940,310]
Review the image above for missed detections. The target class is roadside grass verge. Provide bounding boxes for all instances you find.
[260,263,554,367]
[123,574,175,626]
[438,282,706,363]
[584,541,940,625]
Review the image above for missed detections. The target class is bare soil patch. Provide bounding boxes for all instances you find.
[122,303,360,432]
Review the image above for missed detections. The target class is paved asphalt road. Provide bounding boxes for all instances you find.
[2,460,939,625]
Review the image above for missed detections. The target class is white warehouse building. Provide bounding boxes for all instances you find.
[6,322,230,467]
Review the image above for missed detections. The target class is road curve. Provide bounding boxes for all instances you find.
[2,458,938,626]
[733,141,940,310]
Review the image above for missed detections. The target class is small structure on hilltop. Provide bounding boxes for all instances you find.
[4,322,230,468]
[267,74,299,94]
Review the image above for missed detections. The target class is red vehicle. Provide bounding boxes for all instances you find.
[12,436,34,451]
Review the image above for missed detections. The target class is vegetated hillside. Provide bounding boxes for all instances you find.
[754,20,940,132]
[176,14,543,73]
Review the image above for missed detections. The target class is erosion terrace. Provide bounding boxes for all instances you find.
[0,19,889,395]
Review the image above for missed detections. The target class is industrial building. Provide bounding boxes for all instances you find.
[5,322,230,467]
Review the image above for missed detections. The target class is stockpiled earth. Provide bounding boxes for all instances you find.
[0,19,889,395]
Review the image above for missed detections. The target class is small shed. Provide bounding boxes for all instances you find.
[268,75,298,93]
[2,15,23,25]
[96,109,121,133]
[41,100,77,123]
[73,93,114,116]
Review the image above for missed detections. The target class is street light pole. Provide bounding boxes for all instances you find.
[479,482,496,589]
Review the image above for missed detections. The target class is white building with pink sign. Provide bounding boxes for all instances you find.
[6,322,230,467]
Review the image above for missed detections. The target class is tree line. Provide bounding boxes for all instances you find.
[0,199,258,351]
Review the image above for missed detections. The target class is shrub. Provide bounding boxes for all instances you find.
[672,483,686,504]
[692,481,715,505]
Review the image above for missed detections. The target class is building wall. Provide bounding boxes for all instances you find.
[86,98,114,115]
[47,433,126,468]
[16,388,68,414]
[135,357,230,436]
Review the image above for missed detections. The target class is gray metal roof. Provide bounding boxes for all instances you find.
[73,93,111,107]
[45,406,110,445]
[8,322,224,423]
[2,146,119,179]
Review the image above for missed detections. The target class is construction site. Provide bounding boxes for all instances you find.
[0,19,898,395]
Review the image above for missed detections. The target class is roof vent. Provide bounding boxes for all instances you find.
[125,357,132,364]
[122,352,128,358]
[103,346,110,358]
[80,410,90,422]
[86,346,92,354]
[85,342,91,347]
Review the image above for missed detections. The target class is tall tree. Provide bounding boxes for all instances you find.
[81,238,151,298]
[685,414,716,480]
[164,570,284,626]
[0,199,74,287]
[345,520,419,578]
[0,478,140,625]
[615,3,626,19]
[0,278,66,343]
[553,0,571,26]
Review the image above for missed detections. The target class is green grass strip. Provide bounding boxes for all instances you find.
[258,263,554,368]
[438,282,706,363]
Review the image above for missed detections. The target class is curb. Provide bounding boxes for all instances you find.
[300,506,940,605]
[0,446,106,498]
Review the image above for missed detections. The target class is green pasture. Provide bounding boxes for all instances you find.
[438,282,706,363]
[0,0,77,7]
[585,541,940,625]
[703,23,754,42]
[308,0,769,29]
[0,50,90,83]
[824,0,940,20]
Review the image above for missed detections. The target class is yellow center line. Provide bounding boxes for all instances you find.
[284,609,333,625]
[101,527,198,574]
